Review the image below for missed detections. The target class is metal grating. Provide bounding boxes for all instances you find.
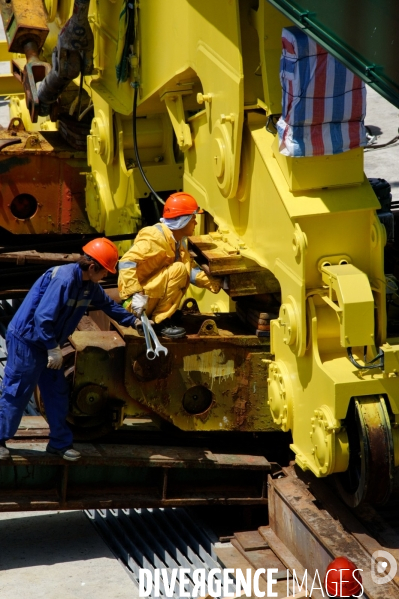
[86,507,235,598]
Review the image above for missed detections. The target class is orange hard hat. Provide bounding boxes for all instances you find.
[82,238,119,274]
[163,192,204,219]
[324,557,362,597]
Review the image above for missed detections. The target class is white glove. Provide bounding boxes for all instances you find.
[47,346,63,370]
[131,293,149,317]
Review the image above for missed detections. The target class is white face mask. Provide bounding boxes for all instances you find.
[159,214,194,230]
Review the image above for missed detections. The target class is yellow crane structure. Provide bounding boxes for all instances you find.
[0,0,399,508]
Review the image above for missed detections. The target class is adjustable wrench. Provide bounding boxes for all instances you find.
[141,312,168,360]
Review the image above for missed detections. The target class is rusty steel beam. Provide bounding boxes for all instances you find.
[264,467,399,599]
[0,234,136,255]
[0,250,81,265]
[0,436,270,511]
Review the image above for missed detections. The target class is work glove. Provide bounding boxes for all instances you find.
[200,264,222,293]
[131,293,149,317]
[47,346,63,370]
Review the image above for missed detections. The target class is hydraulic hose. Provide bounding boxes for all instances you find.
[37,0,93,114]
[132,83,165,206]
[347,346,384,370]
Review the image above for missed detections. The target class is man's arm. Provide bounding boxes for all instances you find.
[33,275,67,349]
[91,285,137,327]
[190,264,222,293]
[182,238,221,294]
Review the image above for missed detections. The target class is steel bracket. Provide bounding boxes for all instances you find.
[160,89,193,152]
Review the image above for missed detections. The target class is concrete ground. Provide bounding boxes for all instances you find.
[0,511,139,599]
[364,86,399,203]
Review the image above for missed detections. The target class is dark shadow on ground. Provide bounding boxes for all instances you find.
[0,511,111,571]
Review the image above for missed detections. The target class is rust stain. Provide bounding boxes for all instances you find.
[183,349,235,387]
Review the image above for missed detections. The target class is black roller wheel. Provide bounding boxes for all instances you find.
[335,396,394,507]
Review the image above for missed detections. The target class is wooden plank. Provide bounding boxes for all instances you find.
[216,545,289,598]
[231,540,287,577]
[234,530,269,551]
[215,545,267,589]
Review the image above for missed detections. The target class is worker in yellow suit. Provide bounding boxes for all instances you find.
[118,192,221,338]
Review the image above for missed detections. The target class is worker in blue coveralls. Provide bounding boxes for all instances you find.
[0,238,138,462]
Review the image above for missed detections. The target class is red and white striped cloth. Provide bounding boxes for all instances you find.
[276,26,367,157]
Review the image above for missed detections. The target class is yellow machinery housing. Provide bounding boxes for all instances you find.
[1,0,399,507]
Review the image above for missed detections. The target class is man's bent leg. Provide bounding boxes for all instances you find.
[0,333,45,443]
[150,263,188,323]
[38,368,73,449]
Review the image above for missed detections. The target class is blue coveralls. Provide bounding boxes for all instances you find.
[0,263,136,449]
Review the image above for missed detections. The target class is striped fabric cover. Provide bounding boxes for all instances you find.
[276,26,367,157]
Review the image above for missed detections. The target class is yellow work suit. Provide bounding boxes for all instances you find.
[118,223,220,323]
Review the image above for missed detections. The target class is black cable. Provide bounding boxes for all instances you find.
[281,84,365,101]
[116,1,135,84]
[266,114,281,134]
[365,135,399,150]
[347,346,384,370]
[132,83,165,206]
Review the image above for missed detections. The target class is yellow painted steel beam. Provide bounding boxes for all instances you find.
[0,73,23,96]
[0,41,12,62]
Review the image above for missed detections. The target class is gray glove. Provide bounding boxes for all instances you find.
[47,346,63,370]
[131,293,149,317]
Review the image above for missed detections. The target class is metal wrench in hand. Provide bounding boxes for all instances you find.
[141,312,168,359]
[141,312,156,360]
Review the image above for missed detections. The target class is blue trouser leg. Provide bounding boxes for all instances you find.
[0,333,46,442]
[38,368,73,449]
[0,332,73,449]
